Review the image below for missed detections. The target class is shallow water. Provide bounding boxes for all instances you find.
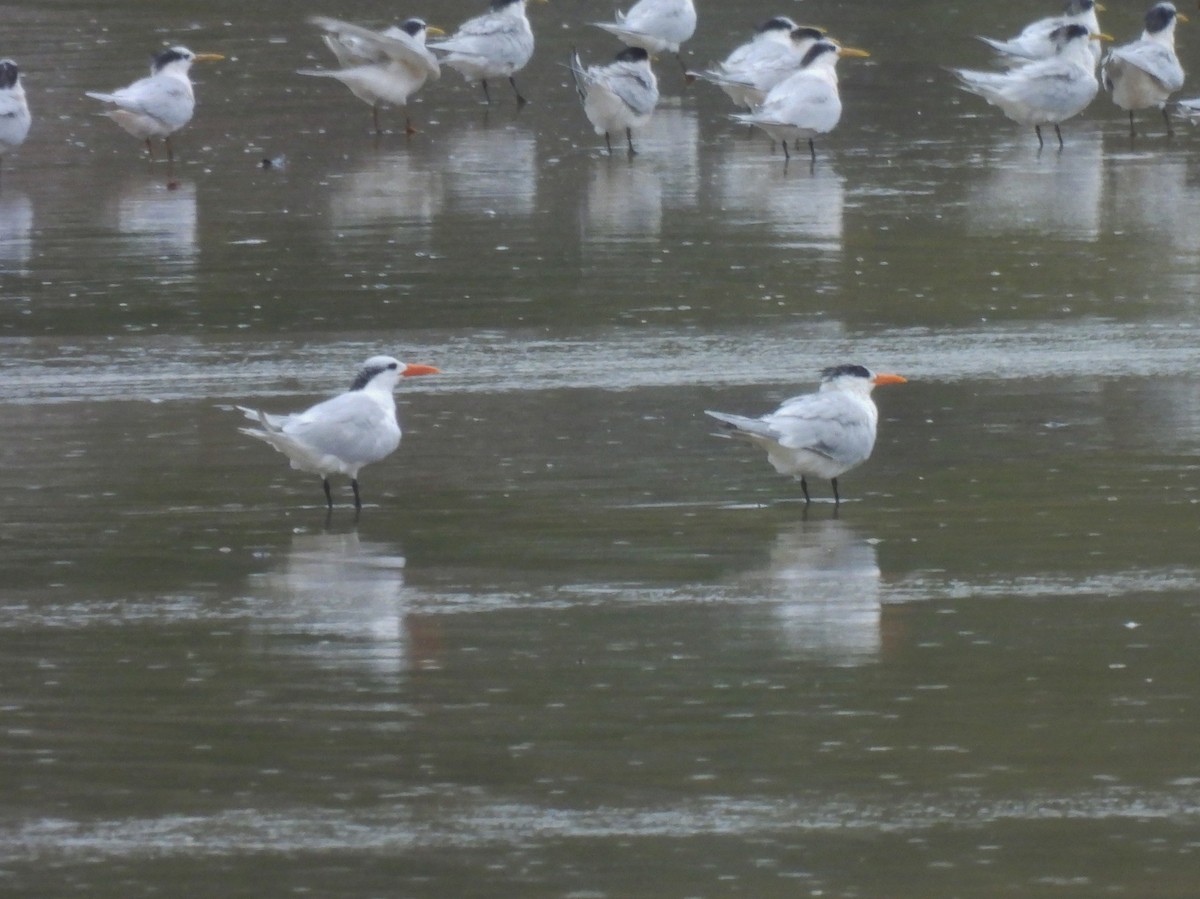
[3,1,1200,896]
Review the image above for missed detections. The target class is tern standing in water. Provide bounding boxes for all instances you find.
[0,59,30,184]
[299,16,443,135]
[86,46,224,162]
[569,46,659,155]
[1102,1,1187,135]
[430,0,541,106]
[706,365,906,507]
[237,355,440,512]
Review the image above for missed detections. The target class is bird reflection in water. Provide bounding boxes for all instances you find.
[737,518,887,666]
[113,176,198,272]
[247,529,441,675]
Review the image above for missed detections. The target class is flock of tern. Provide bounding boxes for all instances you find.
[0,0,1197,509]
[3,0,1199,176]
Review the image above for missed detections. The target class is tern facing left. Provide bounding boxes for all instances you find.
[706,365,906,506]
[0,60,31,183]
[952,24,1108,149]
[569,46,659,155]
[732,40,871,163]
[430,0,541,106]
[86,46,224,162]
[591,0,697,75]
[238,355,440,511]
[1102,1,1187,135]
[299,17,444,134]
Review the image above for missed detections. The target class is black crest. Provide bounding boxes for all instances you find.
[757,17,797,33]
[821,364,872,381]
[350,361,398,391]
[0,60,18,90]
[152,47,191,72]
[615,47,650,64]
[1145,3,1178,34]
[800,41,838,68]
[399,18,427,38]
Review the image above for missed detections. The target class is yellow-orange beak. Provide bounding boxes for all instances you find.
[402,364,440,377]
[1091,32,1114,42]
[193,52,225,63]
[838,46,871,59]
[425,26,447,38]
[872,373,906,386]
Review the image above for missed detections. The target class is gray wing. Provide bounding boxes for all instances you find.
[766,393,873,467]
[95,74,193,128]
[310,16,439,79]
[1108,41,1184,91]
[433,11,531,64]
[599,62,659,117]
[282,392,399,465]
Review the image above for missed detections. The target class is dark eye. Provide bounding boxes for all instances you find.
[387,362,398,370]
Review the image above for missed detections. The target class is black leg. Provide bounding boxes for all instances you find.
[808,138,816,162]
[831,478,841,506]
[165,136,175,163]
[800,476,811,505]
[1128,110,1136,138]
[144,137,154,160]
[1163,106,1174,137]
[782,139,790,161]
[509,76,527,106]
[1035,124,1044,149]
[351,478,362,511]
[322,478,333,509]
[480,79,492,105]
[604,131,613,154]
[625,127,636,155]
[1054,123,1063,149]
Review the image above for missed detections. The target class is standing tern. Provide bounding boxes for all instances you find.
[299,16,444,134]
[706,365,907,507]
[569,46,659,155]
[694,22,826,111]
[429,0,542,106]
[1102,1,1187,136]
[952,24,1109,149]
[85,46,224,162]
[237,355,440,511]
[591,0,697,76]
[0,60,31,184]
[732,40,871,163]
[979,0,1106,67]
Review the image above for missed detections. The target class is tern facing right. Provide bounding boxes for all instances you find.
[430,0,539,106]
[979,0,1105,67]
[732,40,871,163]
[85,46,224,162]
[238,355,440,511]
[299,17,443,135]
[569,46,659,155]
[591,0,697,74]
[694,21,825,111]
[952,24,1108,149]
[706,365,906,506]
[0,60,31,183]
[1102,1,1187,135]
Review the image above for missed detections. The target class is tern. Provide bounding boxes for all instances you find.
[693,22,825,111]
[952,24,1109,149]
[237,355,440,511]
[429,0,541,106]
[706,365,906,506]
[85,46,224,162]
[0,60,31,184]
[979,0,1106,67]
[569,46,659,155]
[732,40,870,163]
[591,0,697,76]
[1102,1,1187,136]
[299,16,444,134]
